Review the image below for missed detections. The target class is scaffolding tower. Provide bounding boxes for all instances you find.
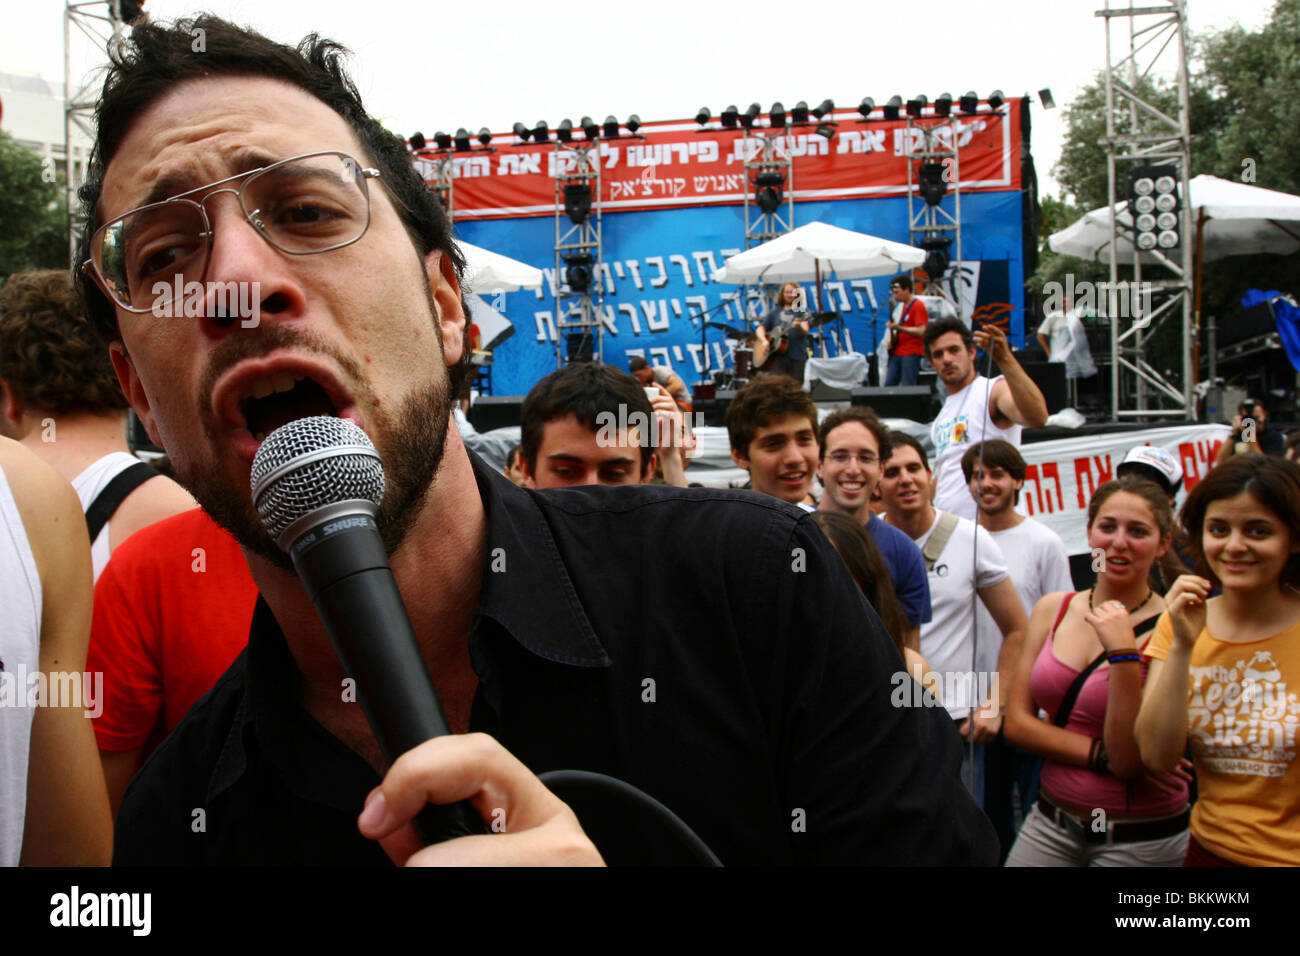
[553,142,603,366]
[1098,0,1195,421]
[904,114,963,310]
[740,132,795,323]
[64,0,132,263]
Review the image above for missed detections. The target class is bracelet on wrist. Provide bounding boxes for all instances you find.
[1107,652,1141,665]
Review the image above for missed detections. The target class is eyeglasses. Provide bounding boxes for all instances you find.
[82,151,381,313]
[826,451,879,466]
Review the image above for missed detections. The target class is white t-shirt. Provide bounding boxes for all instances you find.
[1038,312,1073,361]
[912,510,1010,718]
[973,516,1074,674]
[931,375,1022,521]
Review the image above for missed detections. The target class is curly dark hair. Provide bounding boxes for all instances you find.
[725,374,817,456]
[0,269,128,416]
[73,15,470,391]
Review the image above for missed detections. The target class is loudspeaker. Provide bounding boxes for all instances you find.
[1218,301,1275,348]
[468,395,525,432]
[1018,360,1068,413]
[850,386,933,422]
[565,333,594,363]
[696,389,737,427]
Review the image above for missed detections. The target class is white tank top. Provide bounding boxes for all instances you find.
[0,463,43,867]
[930,374,1022,521]
[70,451,143,583]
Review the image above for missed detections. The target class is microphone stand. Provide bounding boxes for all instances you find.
[686,298,736,387]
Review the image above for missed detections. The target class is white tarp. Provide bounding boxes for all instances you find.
[459,240,545,294]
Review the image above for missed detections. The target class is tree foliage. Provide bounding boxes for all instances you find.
[0,130,69,286]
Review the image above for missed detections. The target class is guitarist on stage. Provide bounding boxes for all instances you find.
[755,282,811,385]
[885,275,928,387]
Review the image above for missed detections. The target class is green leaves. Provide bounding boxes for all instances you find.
[0,130,70,285]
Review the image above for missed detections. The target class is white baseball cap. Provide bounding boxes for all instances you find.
[1118,445,1183,496]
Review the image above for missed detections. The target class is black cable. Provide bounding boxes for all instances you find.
[538,769,723,866]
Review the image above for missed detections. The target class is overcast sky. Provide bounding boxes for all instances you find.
[2,0,1279,198]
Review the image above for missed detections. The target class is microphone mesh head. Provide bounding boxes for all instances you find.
[250,415,385,544]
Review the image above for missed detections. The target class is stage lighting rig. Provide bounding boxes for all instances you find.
[454,128,472,151]
[478,127,493,146]
[721,105,739,128]
[563,252,594,294]
[740,102,762,129]
[770,102,786,128]
[533,120,550,142]
[921,236,951,279]
[906,95,927,118]
[564,182,593,225]
[987,89,1004,110]
[581,116,599,139]
[959,91,979,113]
[1129,165,1181,250]
[696,107,712,126]
[513,122,531,142]
[626,114,641,134]
[603,115,620,137]
[408,132,427,150]
[433,131,452,149]
[754,170,785,214]
[883,95,903,121]
[812,99,835,119]
[935,92,952,117]
[918,162,947,205]
[857,97,875,118]
[791,101,810,124]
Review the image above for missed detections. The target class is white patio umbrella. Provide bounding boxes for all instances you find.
[711,221,926,284]
[458,240,545,294]
[1048,174,1300,263]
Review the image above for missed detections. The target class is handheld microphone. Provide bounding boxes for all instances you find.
[250,415,480,845]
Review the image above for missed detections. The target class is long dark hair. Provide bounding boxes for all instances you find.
[812,511,909,657]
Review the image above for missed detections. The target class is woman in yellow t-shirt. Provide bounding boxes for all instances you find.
[1137,454,1300,866]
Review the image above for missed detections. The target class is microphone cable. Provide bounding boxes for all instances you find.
[538,769,724,866]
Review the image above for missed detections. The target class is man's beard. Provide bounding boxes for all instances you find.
[179,325,452,572]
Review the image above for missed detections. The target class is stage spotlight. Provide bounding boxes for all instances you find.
[959,91,979,113]
[857,97,875,118]
[581,116,599,139]
[935,92,952,117]
[603,115,620,137]
[433,131,452,149]
[883,95,903,121]
[754,171,784,214]
[478,127,493,146]
[626,114,641,134]
[512,122,531,142]
[918,162,947,206]
[741,103,761,129]
[454,128,472,151]
[564,252,594,294]
[906,95,928,118]
[118,0,147,24]
[533,120,549,142]
[564,183,592,225]
[1128,164,1180,249]
[815,123,836,141]
[557,119,574,143]
[721,104,739,128]
[696,106,712,126]
[792,101,810,123]
[921,236,951,279]
[408,132,427,150]
[812,98,835,119]
[1038,88,1056,109]
[770,102,786,128]
[987,89,1004,110]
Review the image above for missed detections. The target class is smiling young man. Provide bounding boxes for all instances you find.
[725,375,820,509]
[879,433,1029,804]
[925,317,1049,522]
[74,16,995,866]
[817,407,930,649]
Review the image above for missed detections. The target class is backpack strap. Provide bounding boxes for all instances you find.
[920,510,960,572]
[84,461,159,542]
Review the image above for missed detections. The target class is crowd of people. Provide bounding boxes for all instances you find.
[0,14,1295,869]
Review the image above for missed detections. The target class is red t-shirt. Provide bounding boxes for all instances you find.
[893,297,929,357]
[88,507,257,752]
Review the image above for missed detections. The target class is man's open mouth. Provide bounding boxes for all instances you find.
[239,373,338,441]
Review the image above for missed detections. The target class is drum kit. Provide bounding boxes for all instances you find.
[702,314,841,389]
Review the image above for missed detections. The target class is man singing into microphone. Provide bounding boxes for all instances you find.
[76,16,995,866]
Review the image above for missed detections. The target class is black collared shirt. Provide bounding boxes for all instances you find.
[114,452,996,865]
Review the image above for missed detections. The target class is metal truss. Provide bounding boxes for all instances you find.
[904,115,963,309]
[1099,0,1195,421]
[64,1,128,263]
[553,141,603,367]
[740,132,795,323]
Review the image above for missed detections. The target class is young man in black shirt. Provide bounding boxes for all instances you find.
[77,16,995,866]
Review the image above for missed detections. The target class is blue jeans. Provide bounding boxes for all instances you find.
[885,354,920,386]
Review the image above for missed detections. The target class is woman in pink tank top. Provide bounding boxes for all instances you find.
[1004,476,1192,866]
